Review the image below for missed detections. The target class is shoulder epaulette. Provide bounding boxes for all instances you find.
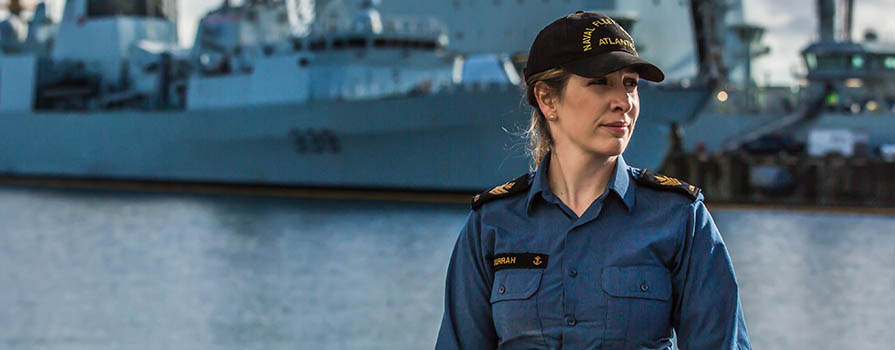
[635,169,702,201]
[471,173,531,210]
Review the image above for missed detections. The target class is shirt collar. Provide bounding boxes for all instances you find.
[526,152,636,214]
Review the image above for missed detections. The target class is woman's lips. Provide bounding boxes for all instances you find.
[601,122,629,134]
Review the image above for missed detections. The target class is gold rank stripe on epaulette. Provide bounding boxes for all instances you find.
[471,173,532,210]
[636,169,702,201]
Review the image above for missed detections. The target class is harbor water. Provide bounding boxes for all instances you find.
[0,186,893,349]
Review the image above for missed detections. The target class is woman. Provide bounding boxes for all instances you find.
[435,12,751,350]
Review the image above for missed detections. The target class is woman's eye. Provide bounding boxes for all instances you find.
[588,79,607,86]
[625,79,639,87]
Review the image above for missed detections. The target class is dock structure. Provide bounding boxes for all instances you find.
[662,153,895,207]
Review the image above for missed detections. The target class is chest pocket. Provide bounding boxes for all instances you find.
[601,265,673,347]
[490,269,545,345]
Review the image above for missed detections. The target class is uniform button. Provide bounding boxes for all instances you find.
[568,268,577,277]
[566,316,577,326]
[640,282,649,292]
[498,285,506,294]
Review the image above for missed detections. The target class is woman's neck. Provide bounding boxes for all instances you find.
[547,148,617,218]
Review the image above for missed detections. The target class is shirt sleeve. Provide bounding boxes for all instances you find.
[435,211,498,350]
[671,201,751,350]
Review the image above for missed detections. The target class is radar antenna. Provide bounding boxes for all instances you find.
[2,0,39,17]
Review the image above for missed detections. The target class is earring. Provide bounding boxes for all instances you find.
[548,114,556,120]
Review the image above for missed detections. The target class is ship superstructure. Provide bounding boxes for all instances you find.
[0,0,729,191]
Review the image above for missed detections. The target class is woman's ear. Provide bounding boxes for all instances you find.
[534,82,557,119]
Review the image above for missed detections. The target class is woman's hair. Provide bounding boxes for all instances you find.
[522,68,572,171]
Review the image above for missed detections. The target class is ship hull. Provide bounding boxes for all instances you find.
[1,85,705,191]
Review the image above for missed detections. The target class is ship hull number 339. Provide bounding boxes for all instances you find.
[289,128,341,154]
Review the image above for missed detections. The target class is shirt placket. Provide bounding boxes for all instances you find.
[535,192,574,349]
[556,196,607,349]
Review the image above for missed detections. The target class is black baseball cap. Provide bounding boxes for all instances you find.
[524,11,664,82]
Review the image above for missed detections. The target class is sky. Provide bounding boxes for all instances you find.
[14,0,895,86]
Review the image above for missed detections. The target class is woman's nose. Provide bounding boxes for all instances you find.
[609,85,633,114]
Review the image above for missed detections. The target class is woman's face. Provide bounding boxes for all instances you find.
[545,67,640,158]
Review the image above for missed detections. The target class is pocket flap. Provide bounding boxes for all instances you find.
[490,270,543,303]
[602,265,671,301]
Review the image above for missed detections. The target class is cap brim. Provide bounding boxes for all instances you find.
[560,51,665,82]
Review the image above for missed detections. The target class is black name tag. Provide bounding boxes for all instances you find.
[492,253,549,271]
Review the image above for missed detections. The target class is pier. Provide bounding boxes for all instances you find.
[662,152,895,207]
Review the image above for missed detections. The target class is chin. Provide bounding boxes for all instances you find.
[588,139,628,158]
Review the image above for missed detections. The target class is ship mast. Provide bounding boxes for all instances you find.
[841,0,853,41]
[8,0,23,16]
[688,0,728,90]
[818,0,855,42]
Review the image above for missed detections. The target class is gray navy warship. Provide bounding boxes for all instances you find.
[0,0,740,191]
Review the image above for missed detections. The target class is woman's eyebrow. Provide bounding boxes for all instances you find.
[620,68,640,76]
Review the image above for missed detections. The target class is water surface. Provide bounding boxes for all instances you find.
[0,186,892,349]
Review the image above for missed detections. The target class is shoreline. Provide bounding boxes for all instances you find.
[1,174,893,216]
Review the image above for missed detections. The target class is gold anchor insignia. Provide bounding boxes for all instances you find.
[488,180,515,195]
[688,185,695,192]
[654,175,682,187]
[533,256,542,266]
[473,194,481,203]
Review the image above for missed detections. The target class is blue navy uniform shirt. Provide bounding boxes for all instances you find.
[436,154,751,350]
